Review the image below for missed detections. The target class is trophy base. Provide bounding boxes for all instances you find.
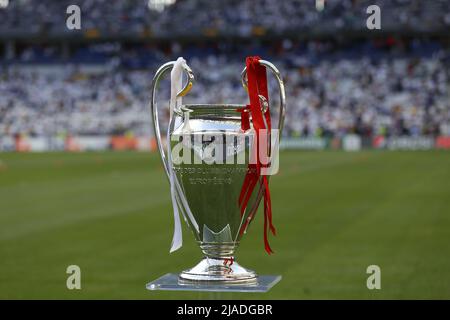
[179,257,257,284]
[147,273,282,293]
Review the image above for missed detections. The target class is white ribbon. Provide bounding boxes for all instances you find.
[167,57,186,253]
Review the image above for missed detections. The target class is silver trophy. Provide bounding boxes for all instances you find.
[149,59,285,284]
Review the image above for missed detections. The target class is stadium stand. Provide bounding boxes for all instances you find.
[1,0,450,38]
[1,39,449,138]
[0,0,449,144]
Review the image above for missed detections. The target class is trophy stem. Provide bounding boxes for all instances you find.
[200,243,236,258]
[178,243,257,284]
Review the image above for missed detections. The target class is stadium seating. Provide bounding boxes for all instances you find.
[1,0,449,37]
[0,1,449,140]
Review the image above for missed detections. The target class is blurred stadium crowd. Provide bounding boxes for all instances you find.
[0,0,449,139]
[1,39,449,138]
[1,0,450,37]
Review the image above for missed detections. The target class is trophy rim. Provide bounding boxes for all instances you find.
[180,104,247,120]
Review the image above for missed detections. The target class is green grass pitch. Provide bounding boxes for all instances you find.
[0,150,449,299]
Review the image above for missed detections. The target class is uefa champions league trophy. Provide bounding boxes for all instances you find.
[147,57,285,289]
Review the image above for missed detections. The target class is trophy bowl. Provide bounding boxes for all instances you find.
[149,58,285,285]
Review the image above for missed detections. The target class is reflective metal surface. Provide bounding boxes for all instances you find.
[149,60,285,284]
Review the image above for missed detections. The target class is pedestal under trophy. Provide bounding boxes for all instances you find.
[147,57,285,291]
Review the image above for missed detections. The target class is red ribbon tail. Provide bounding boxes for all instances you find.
[263,177,276,236]
[263,203,274,255]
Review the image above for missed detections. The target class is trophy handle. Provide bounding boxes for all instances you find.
[149,61,194,178]
[149,61,201,240]
[240,60,286,133]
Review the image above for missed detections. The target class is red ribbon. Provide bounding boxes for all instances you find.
[238,56,276,254]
